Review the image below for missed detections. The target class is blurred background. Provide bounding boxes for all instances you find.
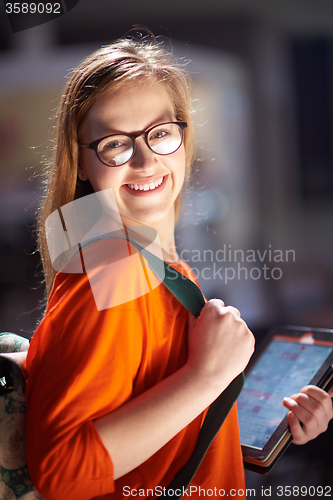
[0,0,333,492]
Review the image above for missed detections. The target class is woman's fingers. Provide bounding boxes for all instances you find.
[283,385,333,445]
[187,299,254,393]
[223,305,241,317]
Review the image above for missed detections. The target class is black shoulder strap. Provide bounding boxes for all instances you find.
[78,233,245,496]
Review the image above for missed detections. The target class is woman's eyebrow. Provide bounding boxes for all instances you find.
[93,113,176,137]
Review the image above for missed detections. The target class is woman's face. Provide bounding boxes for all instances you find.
[78,80,186,229]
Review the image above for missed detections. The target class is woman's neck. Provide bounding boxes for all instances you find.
[85,208,180,264]
[122,212,180,265]
[125,223,179,265]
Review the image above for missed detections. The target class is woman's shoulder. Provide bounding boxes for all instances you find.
[27,259,149,372]
[46,248,200,312]
[168,259,201,288]
[47,268,92,314]
[47,237,149,311]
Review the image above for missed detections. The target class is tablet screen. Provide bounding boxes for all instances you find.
[238,339,333,450]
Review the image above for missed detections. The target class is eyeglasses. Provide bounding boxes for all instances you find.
[78,121,187,167]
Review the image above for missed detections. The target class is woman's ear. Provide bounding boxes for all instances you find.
[77,164,88,181]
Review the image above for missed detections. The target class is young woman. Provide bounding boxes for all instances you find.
[24,35,333,500]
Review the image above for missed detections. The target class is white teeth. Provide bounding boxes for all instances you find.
[127,177,164,191]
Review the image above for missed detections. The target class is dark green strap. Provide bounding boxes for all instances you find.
[141,247,206,318]
[78,233,244,495]
[79,232,205,316]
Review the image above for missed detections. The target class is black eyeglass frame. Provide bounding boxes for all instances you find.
[78,121,188,167]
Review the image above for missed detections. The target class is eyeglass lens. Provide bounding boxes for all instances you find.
[97,123,184,167]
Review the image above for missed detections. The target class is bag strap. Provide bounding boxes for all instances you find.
[78,233,245,496]
[78,232,205,316]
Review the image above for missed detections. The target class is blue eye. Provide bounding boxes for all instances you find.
[104,140,123,150]
[150,129,170,142]
[154,130,167,138]
[98,135,133,155]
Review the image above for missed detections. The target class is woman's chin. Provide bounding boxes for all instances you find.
[119,207,174,229]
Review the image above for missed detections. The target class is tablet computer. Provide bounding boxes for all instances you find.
[238,326,333,473]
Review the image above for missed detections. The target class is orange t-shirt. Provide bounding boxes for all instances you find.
[25,240,245,500]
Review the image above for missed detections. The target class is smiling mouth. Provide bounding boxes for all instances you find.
[126,176,164,191]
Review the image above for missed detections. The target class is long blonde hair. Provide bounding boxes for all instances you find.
[38,33,195,297]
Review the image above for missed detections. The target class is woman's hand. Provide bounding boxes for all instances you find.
[94,298,254,480]
[187,299,255,394]
[283,385,333,444]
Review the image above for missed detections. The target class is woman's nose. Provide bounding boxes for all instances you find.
[129,137,157,171]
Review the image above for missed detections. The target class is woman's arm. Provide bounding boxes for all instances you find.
[94,299,255,480]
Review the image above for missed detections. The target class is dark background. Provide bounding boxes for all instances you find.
[0,0,332,493]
